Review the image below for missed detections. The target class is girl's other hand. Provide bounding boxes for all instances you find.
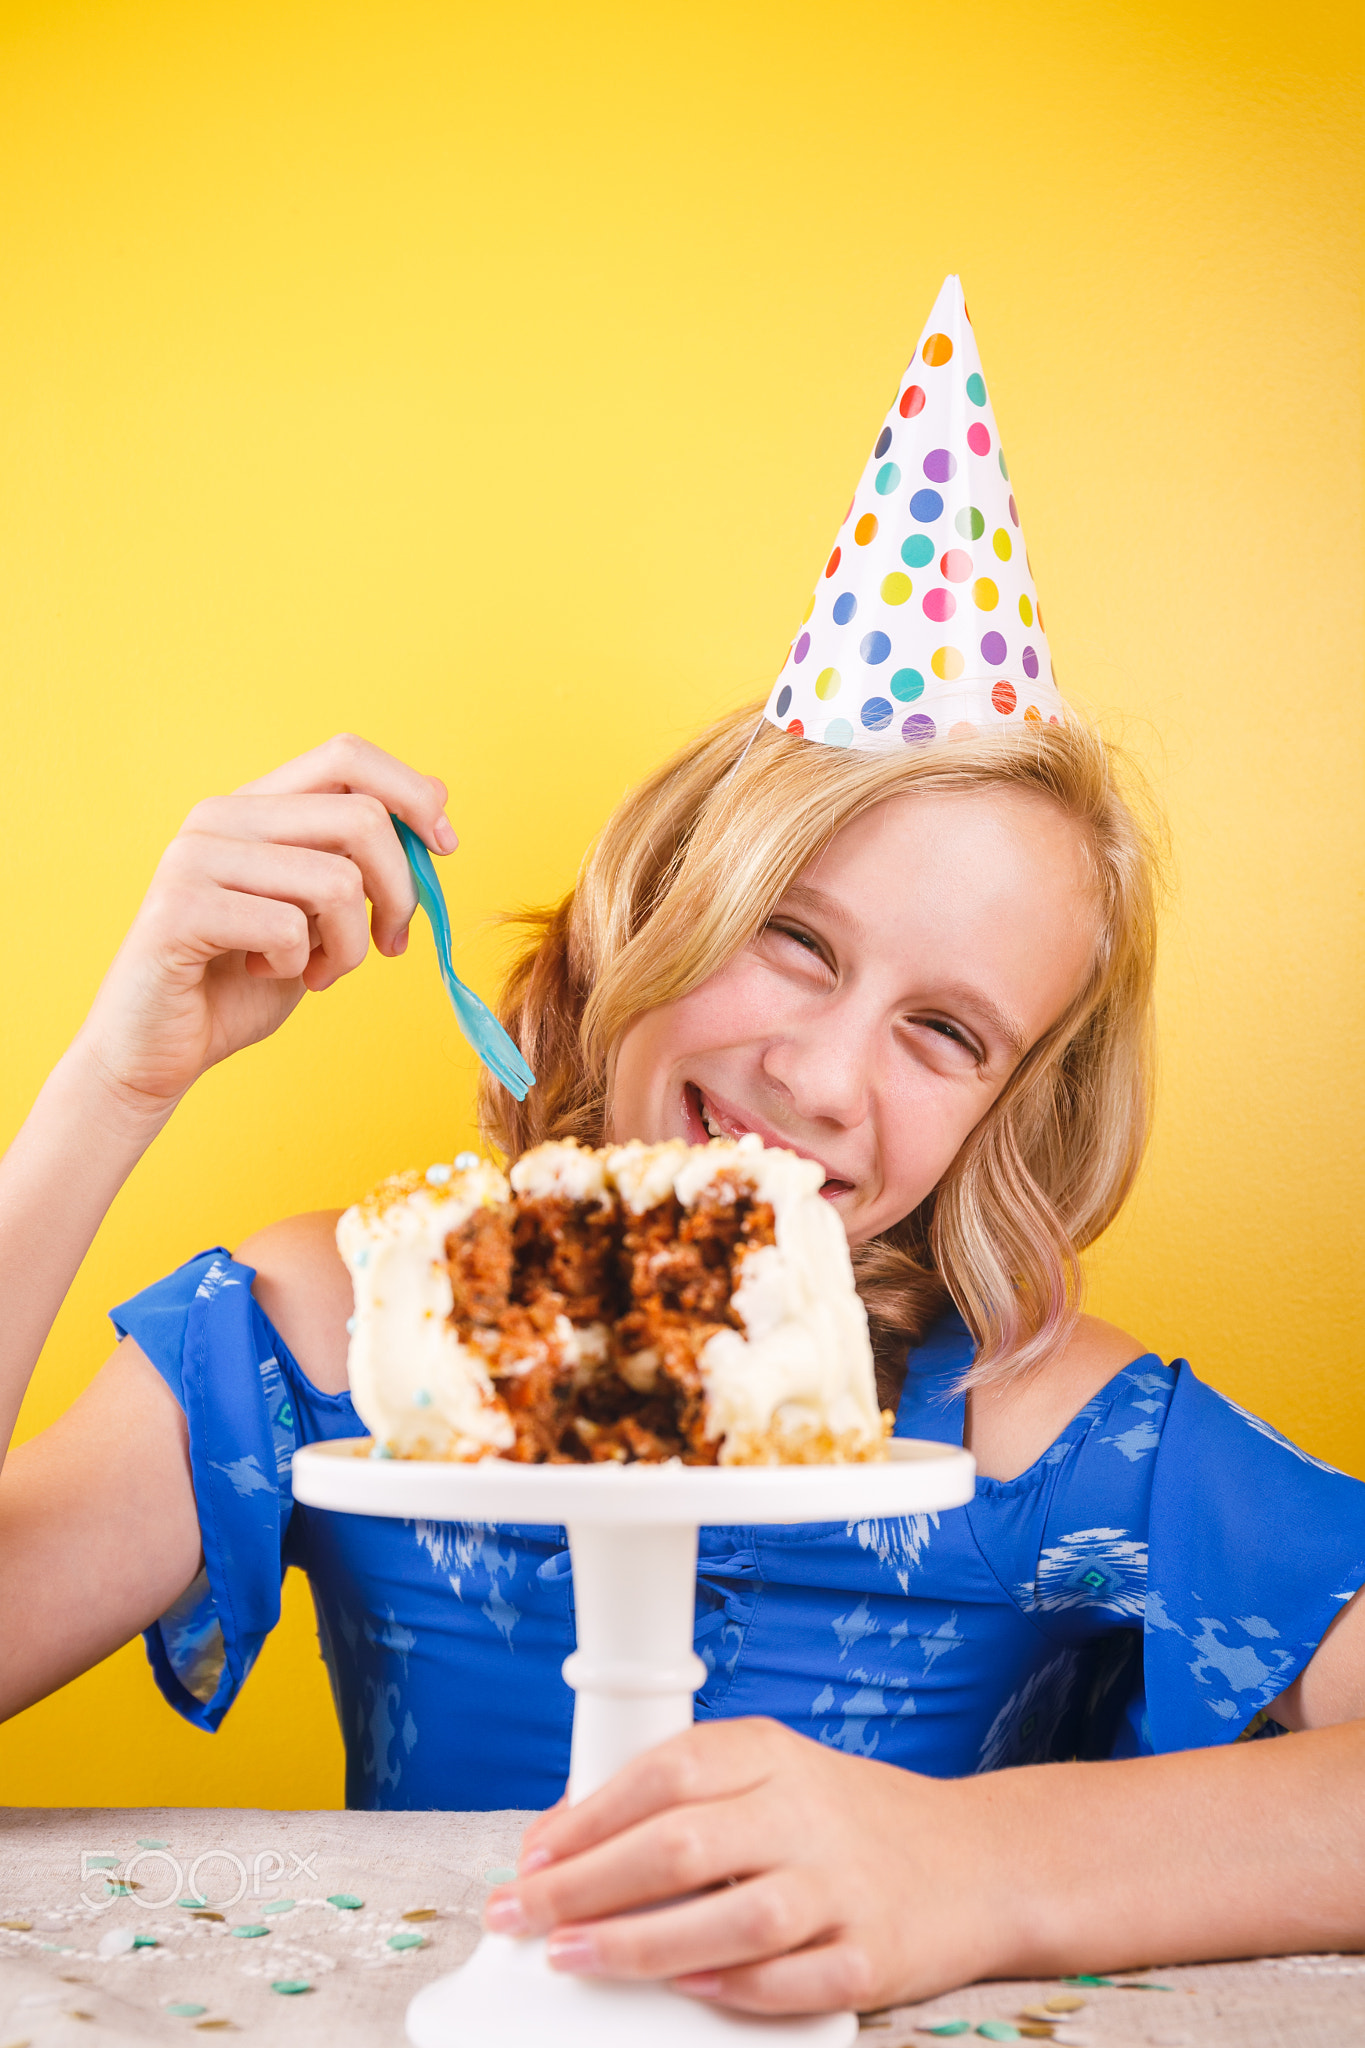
[75,734,456,1123]
[483,1718,1027,2014]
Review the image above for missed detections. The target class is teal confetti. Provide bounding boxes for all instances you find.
[86,1854,119,1869]
[976,2028,1020,2042]
[41,1942,74,1952]
[387,1929,426,1950]
[166,2003,208,2018]
[327,1893,363,1911]
[176,1896,209,1910]
[922,2027,971,2038]
[483,1865,517,1884]
[137,1838,168,1850]
[230,1924,270,1937]
[132,1935,159,1950]
[272,1979,313,1996]
[261,1899,295,1915]
[1063,1975,1113,1987]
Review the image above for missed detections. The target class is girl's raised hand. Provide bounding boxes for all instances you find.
[75,733,456,1122]
[484,1718,1030,2015]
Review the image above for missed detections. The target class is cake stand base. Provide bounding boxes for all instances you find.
[406,1930,857,2048]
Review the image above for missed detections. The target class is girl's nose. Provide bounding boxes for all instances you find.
[761,1011,875,1130]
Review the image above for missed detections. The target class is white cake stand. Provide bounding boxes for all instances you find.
[292,1438,975,2048]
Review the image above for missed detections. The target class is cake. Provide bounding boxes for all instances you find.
[337,1134,888,1466]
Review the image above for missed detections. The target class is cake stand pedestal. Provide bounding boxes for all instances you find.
[292,1438,975,2048]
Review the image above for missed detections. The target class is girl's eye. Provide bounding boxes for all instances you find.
[918,1017,983,1060]
[766,920,828,961]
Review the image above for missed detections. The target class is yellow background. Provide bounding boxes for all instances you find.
[1,0,1361,1807]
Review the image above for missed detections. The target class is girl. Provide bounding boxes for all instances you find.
[1,719,1362,2013]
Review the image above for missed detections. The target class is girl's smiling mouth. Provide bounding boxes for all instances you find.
[681,1082,856,1200]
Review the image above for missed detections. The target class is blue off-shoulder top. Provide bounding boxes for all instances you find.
[113,1251,1365,1810]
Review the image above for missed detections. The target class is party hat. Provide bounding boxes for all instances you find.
[765,276,1064,748]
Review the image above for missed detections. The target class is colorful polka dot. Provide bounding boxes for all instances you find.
[825,547,841,578]
[923,588,956,622]
[802,595,815,622]
[973,578,998,611]
[980,631,1007,665]
[991,681,1017,715]
[998,448,1010,479]
[1008,494,1019,526]
[903,712,937,743]
[832,591,857,625]
[880,572,912,605]
[854,513,879,545]
[875,462,901,495]
[901,533,934,567]
[909,489,944,523]
[860,630,892,664]
[775,685,792,718]
[1018,594,1033,626]
[874,427,893,459]
[931,646,964,680]
[922,333,953,367]
[891,667,924,701]
[966,423,991,457]
[955,506,985,541]
[992,528,1012,561]
[824,717,854,746]
[940,549,973,584]
[965,373,986,406]
[861,697,893,731]
[1021,646,1040,680]
[923,448,957,484]
[793,633,810,662]
[1025,704,1042,725]
[786,717,804,737]
[949,720,977,739]
[816,667,842,700]
[899,384,926,418]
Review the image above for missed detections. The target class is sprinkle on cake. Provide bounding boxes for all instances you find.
[337,1135,888,1465]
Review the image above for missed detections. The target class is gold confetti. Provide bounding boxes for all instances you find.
[1,2035,33,2048]
[0,1919,33,1932]
[63,2015,94,2024]
[1018,2029,1056,2041]
[1043,1999,1085,2015]
[191,1911,225,1923]
[402,1908,439,1922]
[194,2024,238,2034]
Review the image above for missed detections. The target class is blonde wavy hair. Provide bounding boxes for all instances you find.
[479,704,1162,1394]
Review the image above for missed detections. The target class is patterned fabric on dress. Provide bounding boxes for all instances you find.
[112,1254,1365,1810]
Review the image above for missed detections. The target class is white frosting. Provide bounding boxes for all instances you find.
[337,1161,515,1458]
[510,1138,610,1204]
[681,1138,881,1460]
[605,1138,691,1213]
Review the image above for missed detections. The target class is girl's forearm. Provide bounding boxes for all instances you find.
[974,1721,1365,1978]
[0,1041,173,1466]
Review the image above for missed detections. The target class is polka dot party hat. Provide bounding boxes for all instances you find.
[765,275,1064,749]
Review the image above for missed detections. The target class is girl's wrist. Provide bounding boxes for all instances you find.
[50,1035,184,1153]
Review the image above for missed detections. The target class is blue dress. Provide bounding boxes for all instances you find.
[113,1250,1365,1810]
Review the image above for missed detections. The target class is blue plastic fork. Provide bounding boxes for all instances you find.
[390,815,536,1101]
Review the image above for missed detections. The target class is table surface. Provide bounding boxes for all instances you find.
[2,1808,1360,2047]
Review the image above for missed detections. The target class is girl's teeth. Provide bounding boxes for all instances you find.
[697,1093,727,1141]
